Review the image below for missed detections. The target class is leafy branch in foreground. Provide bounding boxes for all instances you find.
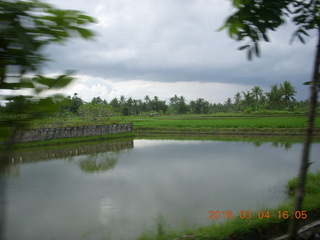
[0,0,96,141]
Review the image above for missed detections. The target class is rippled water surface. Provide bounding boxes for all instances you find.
[4,139,320,240]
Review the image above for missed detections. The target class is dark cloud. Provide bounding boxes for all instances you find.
[44,0,316,101]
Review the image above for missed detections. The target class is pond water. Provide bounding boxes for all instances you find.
[3,139,320,240]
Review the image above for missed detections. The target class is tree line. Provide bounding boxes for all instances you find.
[1,80,311,119]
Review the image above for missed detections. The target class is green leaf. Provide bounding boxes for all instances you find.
[32,73,74,89]
[254,42,260,57]
[297,34,306,44]
[76,27,95,39]
[294,7,304,14]
[78,14,96,23]
[299,29,310,37]
[247,48,252,61]
[238,45,250,50]
[232,0,241,7]
[0,83,22,90]
[33,75,54,88]
[217,24,228,32]
[51,74,74,89]
[262,33,270,42]
[303,81,312,85]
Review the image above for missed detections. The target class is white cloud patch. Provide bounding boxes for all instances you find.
[57,74,255,104]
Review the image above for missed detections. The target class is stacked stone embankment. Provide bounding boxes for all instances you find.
[11,123,133,143]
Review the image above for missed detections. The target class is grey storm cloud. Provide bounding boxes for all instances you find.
[44,0,317,101]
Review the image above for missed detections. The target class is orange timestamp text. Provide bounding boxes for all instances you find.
[208,210,308,220]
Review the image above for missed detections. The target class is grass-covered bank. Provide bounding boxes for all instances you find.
[137,171,320,240]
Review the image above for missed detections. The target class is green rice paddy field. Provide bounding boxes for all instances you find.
[128,114,320,134]
[27,113,320,136]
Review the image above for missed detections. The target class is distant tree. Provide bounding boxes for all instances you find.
[69,93,84,114]
[234,92,242,111]
[123,97,134,116]
[150,96,167,113]
[225,97,232,112]
[135,99,143,115]
[78,103,114,120]
[280,81,297,108]
[91,97,104,105]
[109,98,120,110]
[119,95,126,106]
[169,95,189,114]
[143,95,151,112]
[190,98,210,114]
[241,91,254,109]
[251,86,264,109]
[220,0,320,238]
[4,96,32,116]
[266,84,283,110]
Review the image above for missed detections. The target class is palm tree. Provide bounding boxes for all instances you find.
[126,97,133,115]
[251,86,263,102]
[190,98,209,114]
[144,95,151,112]
[280,81,297,108]
[225,97,232,112]
[234,92,241,111]
[120,95,126,106]
[241,91,254,108]
[251,86,263,109]
[266,84,283,110]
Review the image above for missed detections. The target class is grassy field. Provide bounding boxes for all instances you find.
[4,112,318,147]
[127,113,320,136]
[137,171,320,240]
[27,113,319,129]
[132,116,312,129]
[4,112,320,138]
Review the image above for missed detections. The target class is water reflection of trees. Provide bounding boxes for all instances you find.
[78,153,119,173]
[5,165,20,178]
[3,139,134,177]
[250,140,293,150]
[271,142,293,150]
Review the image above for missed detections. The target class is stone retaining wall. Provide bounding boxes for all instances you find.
[11,123,133,143]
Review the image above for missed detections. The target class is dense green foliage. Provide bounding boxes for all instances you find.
[0,0,95,141]
[2,80,316,121]
[219,0,320,60]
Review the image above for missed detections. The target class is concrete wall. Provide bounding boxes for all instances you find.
[11,123,133,143]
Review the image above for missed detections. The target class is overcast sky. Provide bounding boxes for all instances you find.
[44,0,316,103]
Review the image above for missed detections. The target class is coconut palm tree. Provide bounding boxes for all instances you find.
[251,86,263,109]
[280,81,297,108]
[234,92,242,111]
[266,84,283,110]
[241,91,254,108]
[225,97,232,112]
